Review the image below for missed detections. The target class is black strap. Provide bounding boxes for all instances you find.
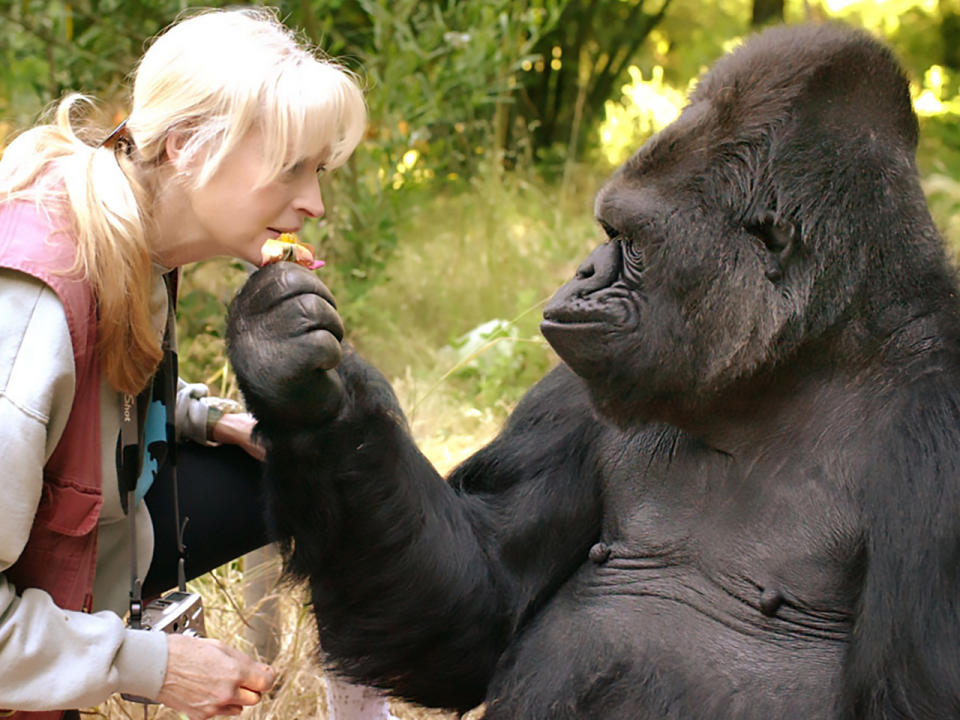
[161,271,189,593]
[123,270,185,627]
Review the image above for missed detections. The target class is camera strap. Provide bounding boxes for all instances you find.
[120,270,186,629]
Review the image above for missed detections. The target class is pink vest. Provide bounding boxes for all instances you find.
[0,201,103,720]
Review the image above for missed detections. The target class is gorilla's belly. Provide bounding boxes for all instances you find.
[483,559,846,720]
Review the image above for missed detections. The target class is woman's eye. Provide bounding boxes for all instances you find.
[283,161,326,179]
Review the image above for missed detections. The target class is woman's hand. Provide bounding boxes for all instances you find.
[210,411,265,461]
[156,633,276,719]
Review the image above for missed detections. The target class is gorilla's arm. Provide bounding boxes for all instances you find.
[266,359,602,709]
[842,380,960,719]
[230,269,604,710]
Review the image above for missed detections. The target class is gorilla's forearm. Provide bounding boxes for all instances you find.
[257,357,603,710]
[262,422,507,709]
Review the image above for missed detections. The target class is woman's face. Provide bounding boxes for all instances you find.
[160,126,326,266]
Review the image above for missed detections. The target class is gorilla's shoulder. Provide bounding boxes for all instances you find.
[504,363,595,431]
[448,364,604,493]
[880,366,960,445]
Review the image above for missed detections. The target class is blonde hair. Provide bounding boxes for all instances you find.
[0,7,366,395]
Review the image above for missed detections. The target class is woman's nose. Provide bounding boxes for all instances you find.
[297,177,325,218]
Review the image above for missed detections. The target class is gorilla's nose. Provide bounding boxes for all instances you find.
[543,242,621,324]
[572,242,621,295]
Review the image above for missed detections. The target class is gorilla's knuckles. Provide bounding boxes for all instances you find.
[240,263,336,315]
[304,330,343,371]
[275,293,345,343]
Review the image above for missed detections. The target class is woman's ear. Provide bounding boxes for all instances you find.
[163,129,191,169]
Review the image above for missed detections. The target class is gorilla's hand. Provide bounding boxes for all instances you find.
[226,263,345,427]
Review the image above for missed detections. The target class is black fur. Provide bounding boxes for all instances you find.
[227,24,960,719]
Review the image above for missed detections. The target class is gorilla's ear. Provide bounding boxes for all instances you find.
[748,211,799,283]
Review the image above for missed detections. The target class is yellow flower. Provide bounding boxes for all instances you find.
[260,234,324,270]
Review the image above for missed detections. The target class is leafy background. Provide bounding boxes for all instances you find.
[3,1,960,717]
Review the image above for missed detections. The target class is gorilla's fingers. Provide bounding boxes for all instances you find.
[284,292,345,344]
[238,328,341,373]
[227,261,349,427]
[240,263,338,315]
[237,342,345,426]
[275,328,342,372]
[303,329,343,371]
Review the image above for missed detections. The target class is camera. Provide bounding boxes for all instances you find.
[139,590,206,636]
[121,591,205,704]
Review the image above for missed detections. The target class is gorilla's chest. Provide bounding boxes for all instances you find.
[594,426,861,614]
[485,429,859,719]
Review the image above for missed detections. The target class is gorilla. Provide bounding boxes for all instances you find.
[227,23,960,719]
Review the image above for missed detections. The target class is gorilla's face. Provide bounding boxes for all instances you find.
[542,93,802,427]
[540,24,927,429]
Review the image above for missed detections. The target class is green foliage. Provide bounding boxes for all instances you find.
[440,316,553,411]
[597,64,686,167]
[919,100,960,255]
[284,0,563,170]
[512,0,673,168]
[632,0,750,89]
[175,259,250,396]
[924,170,960,260]
[1,0,195,129]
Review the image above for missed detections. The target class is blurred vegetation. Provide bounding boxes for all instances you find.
[3,0,960,427]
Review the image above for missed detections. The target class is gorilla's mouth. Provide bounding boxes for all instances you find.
[541,306,617,326]
[539,314,622,381]
[542,284,636,327]
[540,300,635,372]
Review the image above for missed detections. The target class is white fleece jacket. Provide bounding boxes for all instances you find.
[0,266,215,711]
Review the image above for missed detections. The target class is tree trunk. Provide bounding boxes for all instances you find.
[751,0,784,27]
[942,0,960,69]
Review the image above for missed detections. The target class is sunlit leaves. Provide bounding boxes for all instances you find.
[598,64,686,166]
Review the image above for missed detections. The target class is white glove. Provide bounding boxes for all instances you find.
[175,380,243,444]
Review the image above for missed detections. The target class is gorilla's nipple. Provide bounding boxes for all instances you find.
[759,587,784,617]
[589,543,612,564]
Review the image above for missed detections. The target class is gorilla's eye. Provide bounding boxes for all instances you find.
[599,220,621,242]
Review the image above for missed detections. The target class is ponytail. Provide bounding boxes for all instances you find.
[0,95,162,395]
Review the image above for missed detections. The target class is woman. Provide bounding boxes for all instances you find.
[0,8,391,720]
